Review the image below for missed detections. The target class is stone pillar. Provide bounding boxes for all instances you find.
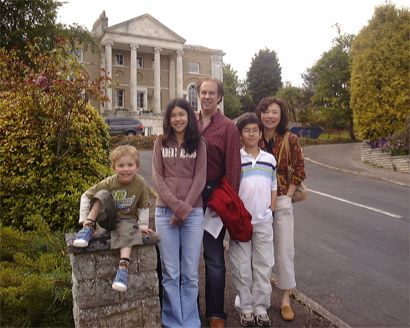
[105,40,114,111]
[153,47,162,114]
[212,53,224,113]
[130,44,139,112]
[169,56,176,99]
[176,50,183,98]
[100,52,106,113]
[66,233,161,328]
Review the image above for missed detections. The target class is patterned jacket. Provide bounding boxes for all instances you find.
[259,131,306,197]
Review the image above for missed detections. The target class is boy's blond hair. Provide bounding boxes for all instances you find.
[110,145,140,169]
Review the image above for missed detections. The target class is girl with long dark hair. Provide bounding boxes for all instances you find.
[152,98,207,328]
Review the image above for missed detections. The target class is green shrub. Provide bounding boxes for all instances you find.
[0,42,111,232]
[0,216,73,327]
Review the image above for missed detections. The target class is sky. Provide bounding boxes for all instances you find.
[57,0,408,87]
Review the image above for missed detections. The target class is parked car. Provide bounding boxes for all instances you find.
[104,116,144,136]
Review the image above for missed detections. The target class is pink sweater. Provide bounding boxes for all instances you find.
[152,135,207,220]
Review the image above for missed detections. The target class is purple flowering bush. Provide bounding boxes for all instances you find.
[367,128,409,156]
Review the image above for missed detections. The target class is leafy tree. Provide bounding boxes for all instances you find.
[0,0,95,64]
[238,80,254,113]
[275,83,306,122]
[302,26,355,139]
[0,41,111,231]
[247,48,282,105]
[223,64,242,118]
[350,4,410,141]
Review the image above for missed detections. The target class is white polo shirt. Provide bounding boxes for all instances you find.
[239,148,277,225]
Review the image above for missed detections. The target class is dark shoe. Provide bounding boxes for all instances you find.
[73,227,93,248]
[256,313,271,327]
[239,313,255,327]
[209,317,225,328]
[112,267,128,292]
[281,304,294,321]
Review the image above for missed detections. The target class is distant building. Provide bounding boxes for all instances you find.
[79,11,224,134]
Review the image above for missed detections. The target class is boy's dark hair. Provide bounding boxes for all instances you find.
[255,97,289,135]
[162,98,201,154]
[196,76,224,104]
[236,112,262,134]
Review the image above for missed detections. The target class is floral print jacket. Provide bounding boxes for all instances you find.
[259,131,306,197]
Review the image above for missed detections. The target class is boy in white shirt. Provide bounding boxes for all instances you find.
[230,113,277,327]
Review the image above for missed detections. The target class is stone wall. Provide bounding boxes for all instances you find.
[361,142,410,173]
[66,233,161,328]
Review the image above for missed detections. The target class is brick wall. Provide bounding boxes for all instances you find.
[361,142,410,173]
[66,234,161,328]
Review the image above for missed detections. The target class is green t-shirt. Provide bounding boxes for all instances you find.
[85,173,150,220]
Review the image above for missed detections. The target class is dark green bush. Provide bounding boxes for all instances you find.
[0,43,111,232]
[0,216,73,327]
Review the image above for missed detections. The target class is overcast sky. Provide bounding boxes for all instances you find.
[57,0,408,87]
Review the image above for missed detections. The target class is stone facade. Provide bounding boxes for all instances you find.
[80,11,224,134]
[66,233,161,328]
[361,142,410,173]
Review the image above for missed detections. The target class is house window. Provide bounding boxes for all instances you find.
[114,54,124,66]
[137,56,144,68]
[188,62,199,74]
[137,91,145,111]
[116,89,124,108]
[188,84,198,111]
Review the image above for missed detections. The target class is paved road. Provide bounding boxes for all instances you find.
[295,161,409,328]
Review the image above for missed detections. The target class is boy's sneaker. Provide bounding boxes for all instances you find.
[73,227,93,248]
[239,313,255,327]
[112,268,128,292]
[256,313,271,327]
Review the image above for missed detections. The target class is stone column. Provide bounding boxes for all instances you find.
[66,233,161,327]
[100,52,106,113]
[211,53,224,113]
[130,44,139,112]
[104,40,114,111]
[176,50,183,98]
[153,47,161,114]
[169,56,176,99]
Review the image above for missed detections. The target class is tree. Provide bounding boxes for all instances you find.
[302,26,355,139]
[247,48,282,105]
[350,4,410,141]
[223,64,242,118]
[275,83,305,122]
[0,41,111,231]
[0,0,95,64]
[238,80,254,113]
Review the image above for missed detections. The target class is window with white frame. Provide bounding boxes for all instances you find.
[116,89,124,108]
[137,56,144,68]
[114,54,124,66]
[188,62,200,74]
[137,91,145,111]
[188,84,198,111]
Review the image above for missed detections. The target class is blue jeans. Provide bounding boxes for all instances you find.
[155,207,204,328]
[203,227,227,320]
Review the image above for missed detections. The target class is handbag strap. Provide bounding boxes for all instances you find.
[284,132,291,165]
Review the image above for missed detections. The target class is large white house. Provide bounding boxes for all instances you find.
[80,11,224,134]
